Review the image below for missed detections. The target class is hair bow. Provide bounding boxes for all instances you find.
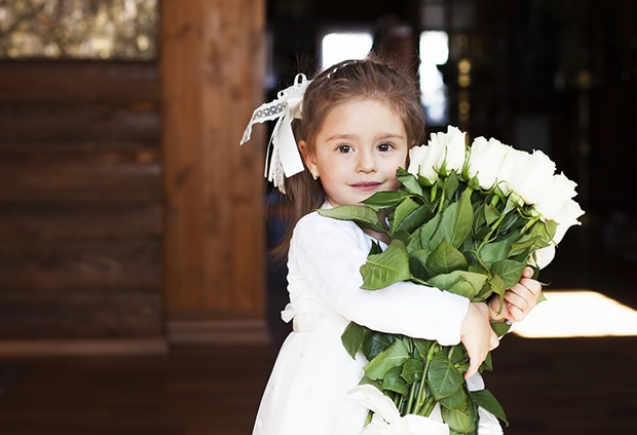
[240,73,311,193]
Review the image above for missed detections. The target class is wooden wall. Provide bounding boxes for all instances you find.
[0,0,268,354]
[0,61,166,354]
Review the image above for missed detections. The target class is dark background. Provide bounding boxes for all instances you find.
[264,0,637,341]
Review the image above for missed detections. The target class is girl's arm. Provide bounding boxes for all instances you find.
[289,213,470,345]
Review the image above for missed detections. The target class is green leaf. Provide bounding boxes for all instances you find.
[470,389,508,426]
[318,205,387,233]
[409,249,432,281]
[368,240,383,255]
[382,366,408,395]
[510,219,555,256]
[441,402,476,433]
[481,351,493,372]
[391,198,421,233]
[490,260,526,290]
[440,387,469,411]
[360,239,412,290]
[427,351,464,400]
[428,270,487,299]
[467,174,481,191]
[488,274,507,298]
[401,357,424,384]
[392,230,410,245]
[418,212,443,250]
[364,338,410,381]
[393,203,435,236]
[472,203,487,234]
[409,259,428,282]
[426,240,468,276]
[442,171,460,203]
[491,322,512,337]
[363,189,412,211]
[413,339,433,360]
[358,375,383,390]
[341,321,369,359]
[363,331,398,361]
[396,168,424,196]
[478,230,519,264]
[484,203,501,226]
[431,188,474,249]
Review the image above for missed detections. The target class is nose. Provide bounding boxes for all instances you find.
[357,149,377,173]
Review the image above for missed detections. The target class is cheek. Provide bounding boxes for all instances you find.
[390,153,409,173]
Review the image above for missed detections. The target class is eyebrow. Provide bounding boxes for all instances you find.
[324,133,406,142]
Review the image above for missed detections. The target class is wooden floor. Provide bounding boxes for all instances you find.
[0,335,636,435]
[1,213,637,434]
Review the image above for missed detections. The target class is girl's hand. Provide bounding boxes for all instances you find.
[460,302,499,379]
[488,266,543,323]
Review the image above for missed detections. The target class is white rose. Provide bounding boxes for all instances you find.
[435,125,467,174]
[533,172,579,220]
[408,126,467,183]
[501,149,556,205]
[531,244,556,269]
[531,198,584,269]
[552,198,585,244]
[408,143,442,183]
[466,136,510,190]
[491,146,528,197]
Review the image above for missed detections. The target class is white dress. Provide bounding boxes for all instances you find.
[253,208,502,435]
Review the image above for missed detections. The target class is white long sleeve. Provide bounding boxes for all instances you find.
[287,211,470,346]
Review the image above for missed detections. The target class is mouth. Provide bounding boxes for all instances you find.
[350,181,382,191]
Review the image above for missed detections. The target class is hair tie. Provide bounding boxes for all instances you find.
[240,73,311,193]
[325,59,360,79]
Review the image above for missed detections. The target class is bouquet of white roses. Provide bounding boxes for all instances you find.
[318,126,584,435]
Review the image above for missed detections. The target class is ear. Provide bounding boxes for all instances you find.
[298,140,319,178]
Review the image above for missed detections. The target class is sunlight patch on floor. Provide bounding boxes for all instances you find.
[512,290,637,338]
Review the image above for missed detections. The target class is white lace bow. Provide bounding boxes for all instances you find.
[240,73,311,193]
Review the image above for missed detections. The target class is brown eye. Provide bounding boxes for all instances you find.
[337,145,352,153]
[377,143,392,152]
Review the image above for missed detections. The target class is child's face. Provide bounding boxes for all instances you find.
[301,98,409,207]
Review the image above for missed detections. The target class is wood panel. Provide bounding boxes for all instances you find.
[0,201,163,240]
[0,0,270,348]
[0,58,164,345]
[161,0,267,333]
[0,290,162,339]
[0,147,162,200]
[0,102,160,143]
[0,61,160,102]
[0,239,161,290]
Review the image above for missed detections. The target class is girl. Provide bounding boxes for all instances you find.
[241,57,542,435]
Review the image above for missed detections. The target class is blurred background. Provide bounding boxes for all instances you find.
[0,0,635,434]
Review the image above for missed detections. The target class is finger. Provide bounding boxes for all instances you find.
[522,266,534,279]
[489,331,500,350]
[520,278,542,295]
[465,356,480,379]
[504,289,530,312]
[507,281,541,307]
[506,303,526,322]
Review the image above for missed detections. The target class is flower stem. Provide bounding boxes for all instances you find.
[406,375,418,413]
[477,210,507,252]
[414,342,438,415]
[521,215,540,233]
[421,396,437,417]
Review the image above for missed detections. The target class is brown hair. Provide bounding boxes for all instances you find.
[272,56,426,258]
